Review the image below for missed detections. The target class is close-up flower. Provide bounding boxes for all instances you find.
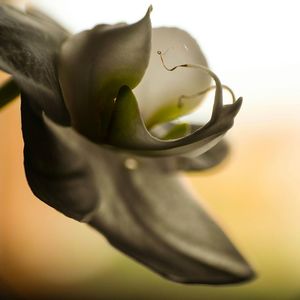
[0,3,254,286]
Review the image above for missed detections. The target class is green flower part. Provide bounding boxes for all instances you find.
[0,4,255,284]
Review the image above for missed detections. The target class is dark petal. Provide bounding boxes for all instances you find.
[43,115,254,283]
[58,7,152,141]
[0,78,20,109]
[21,94,99,221]
[107,85,242,157]
[85,148,254,284]
[0,4,70,124]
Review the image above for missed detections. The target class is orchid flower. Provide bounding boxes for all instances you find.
[0,4,255,284]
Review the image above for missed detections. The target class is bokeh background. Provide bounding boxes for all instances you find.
[1,0,300,299]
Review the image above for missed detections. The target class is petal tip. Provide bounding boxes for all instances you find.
[162,262,256,285]
[140,5,152,26]
[224,256,257,284]
[147,5,153,14]
[236,96,243,105]
[230,263,256,284]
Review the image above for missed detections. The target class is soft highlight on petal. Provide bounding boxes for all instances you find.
[134,27,211,127]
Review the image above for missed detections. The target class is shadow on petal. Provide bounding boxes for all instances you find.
[85,147,255,284]
[21,94,99,221]
[39,115,255,284]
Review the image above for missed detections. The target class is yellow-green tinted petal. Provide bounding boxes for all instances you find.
[58,7,152,142]
[134,27,210,127]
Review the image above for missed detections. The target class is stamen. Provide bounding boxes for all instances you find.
[177,85,236,108]
[157,50,188,71]
[157,50,236,121]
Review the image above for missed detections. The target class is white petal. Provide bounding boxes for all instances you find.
[134,27,211,126]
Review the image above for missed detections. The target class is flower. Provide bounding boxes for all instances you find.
[0,4,254,284]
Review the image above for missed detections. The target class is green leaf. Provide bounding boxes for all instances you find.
[0,78,20,109]
[58,7,152,142]
[0,4,70,124]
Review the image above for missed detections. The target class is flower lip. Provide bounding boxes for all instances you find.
[106,58,242,157]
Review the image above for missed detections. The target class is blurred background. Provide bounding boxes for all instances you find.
[1,0,300,299]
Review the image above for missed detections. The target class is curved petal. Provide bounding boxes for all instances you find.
[86,149,254,284]
[43,116,254,283]
[176,140,229,171]
[147,124,229,171]
[107,84,242,157]
[21,95,99,221]
[58,7,152,142]
[0,4,70,124]
[134,27,211,127]
[168,124,229,171]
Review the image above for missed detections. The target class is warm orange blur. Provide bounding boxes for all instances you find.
[1,71,300,299]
